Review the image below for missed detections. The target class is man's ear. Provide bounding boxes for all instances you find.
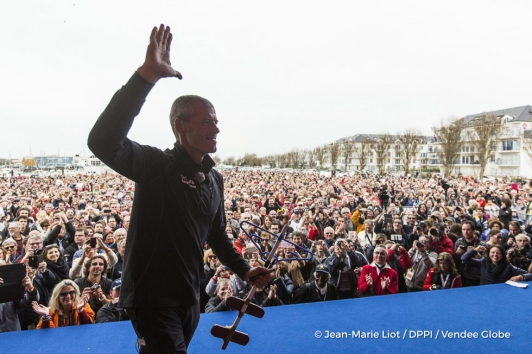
[174,119,184,135]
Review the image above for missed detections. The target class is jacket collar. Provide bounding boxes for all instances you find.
[173,141,215,176]
[370,261,391,270]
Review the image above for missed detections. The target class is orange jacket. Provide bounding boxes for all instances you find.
[36,303,94,328]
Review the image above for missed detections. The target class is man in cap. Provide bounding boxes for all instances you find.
[95,278,130,323]
[292,264,338,303]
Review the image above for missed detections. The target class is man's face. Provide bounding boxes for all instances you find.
[516,237,529,248]
[393,219,402,232]
[293,236,302,245]
[315,272,329,288]
[324,229,334,241]
[19,210,29,218]
[8,225,20,237]
[19,219,27,230]
[66,209,74,219]
[108,219,117,228]
[509,224,520,236]
[74,231,86,246]
[270,225,279,234]
[95,224,104,233]
[89,258,105,276]
[176,102,219,159]
[28,238,43,250]
[114,230,127,243]
[45,204,54,214]
[462,224,473,239]
[373,246,388,265]
[58,202,65,211]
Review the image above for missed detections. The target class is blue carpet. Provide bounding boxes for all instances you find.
[1,282,530,353]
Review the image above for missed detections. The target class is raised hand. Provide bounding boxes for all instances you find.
[77,293,90,311]
[32,301,50,317]
[138,24,182,83]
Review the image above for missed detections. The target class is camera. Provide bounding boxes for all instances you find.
[28,250,44,268]
[440,180,450,191]
[514,244,530,258]
[416,241,424,249]
[90,283,100,292]
[89,237,98,248]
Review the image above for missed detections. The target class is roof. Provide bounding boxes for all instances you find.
[336,134,433,144]
[460,105,532,125]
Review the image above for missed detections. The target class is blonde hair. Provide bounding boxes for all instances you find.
[49,279,81,315]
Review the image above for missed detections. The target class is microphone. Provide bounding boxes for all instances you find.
[194,172,205,184]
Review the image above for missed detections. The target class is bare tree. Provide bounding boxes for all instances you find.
[286,149,305,169]
[397,128,423,176]
[353,137,372,172]
[264,155,277,168]
[523,131,532,165]
[222,156,236,165]
[305,149,316,168]
[314,146,328,170]
[432,117,465,177]
[341,139,355,171]
[328,143,340,170]
[466,114,504,178]
[370,134,393,175]
[277,153,289,168]
[212,155,221,164]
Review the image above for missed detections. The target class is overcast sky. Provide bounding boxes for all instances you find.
[1,1,531,161]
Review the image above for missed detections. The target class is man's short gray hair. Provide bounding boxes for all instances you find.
[169,95,214,141]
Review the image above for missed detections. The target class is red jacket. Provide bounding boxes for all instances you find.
[358,263,398,296]
[432,235,454,255]
[422,268,462,290]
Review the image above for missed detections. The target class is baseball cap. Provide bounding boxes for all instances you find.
[111,278,122,290]
[315,264,330,275]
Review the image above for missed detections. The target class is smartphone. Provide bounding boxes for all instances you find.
[89,237,97,248]
[28,254,44,268]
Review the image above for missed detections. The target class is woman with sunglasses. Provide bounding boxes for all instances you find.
[33,279,94,328]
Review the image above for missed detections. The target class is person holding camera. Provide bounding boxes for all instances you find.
[507,234,532,272]
[95,278,129,323]
[405,235,437,292]
[43,212,75,253]
[205,278,234,313]
[423,252,462,290]
[358,245,398,296]
[428,225,454,255]
[326,238,368,299]
[41,244,70,292]
[74,254,112,314]
[0,269,39,333]
[454,221,481,287]
[461,244,532,285]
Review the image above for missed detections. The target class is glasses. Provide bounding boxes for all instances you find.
[494,236,503,239]
[325,232,334,235]
[5,246,15,250]
[59,290,76,298]
[29,242,43,246]
[208,255,218,259]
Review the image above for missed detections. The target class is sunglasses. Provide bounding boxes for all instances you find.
[59,290,76,298]
[5,246,15,250]
[208,255,218,259]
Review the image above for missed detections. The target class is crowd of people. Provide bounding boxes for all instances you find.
[1,169,532,332]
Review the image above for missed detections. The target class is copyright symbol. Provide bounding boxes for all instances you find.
[315,330,322,338]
